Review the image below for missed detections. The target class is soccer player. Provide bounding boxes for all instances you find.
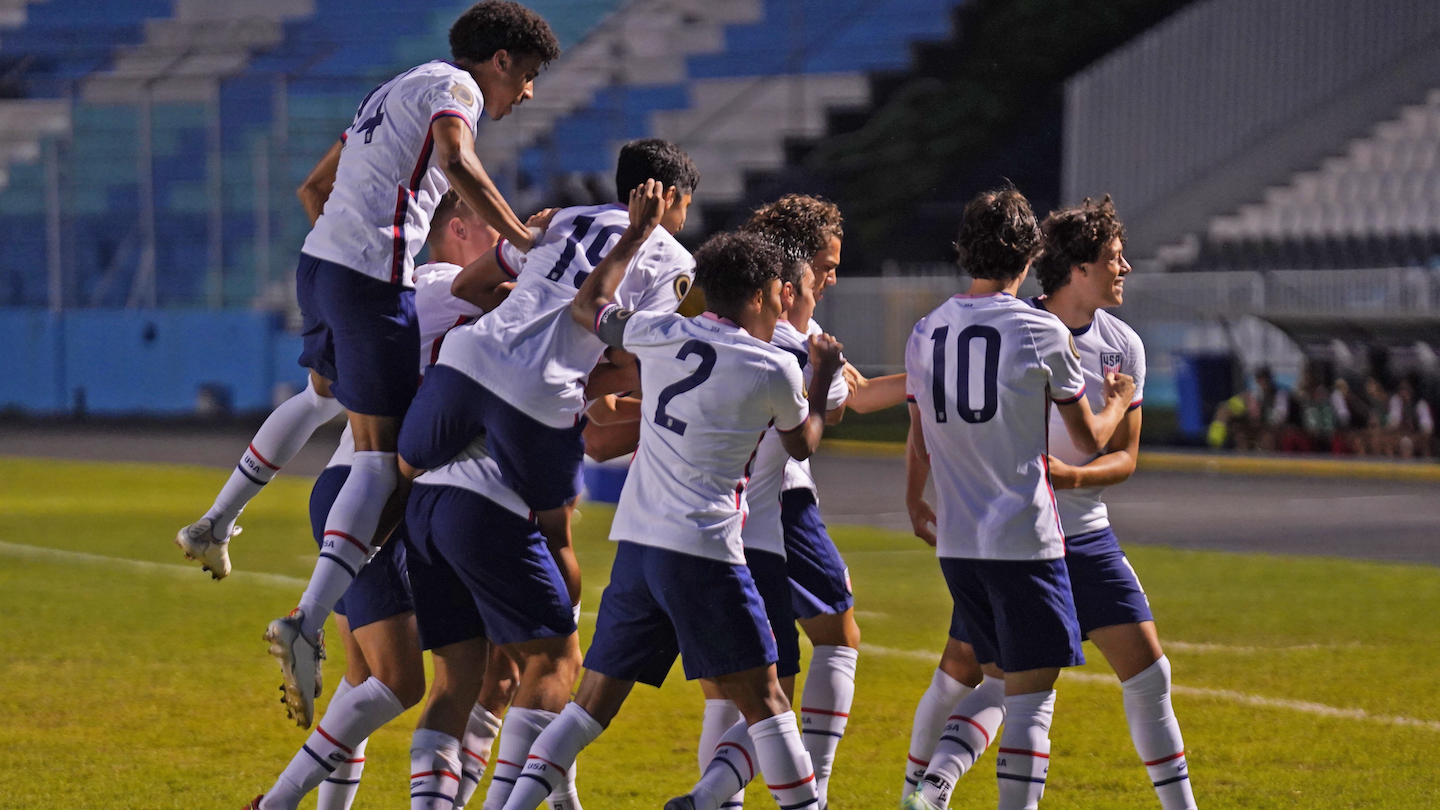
[1025,198,1194,809]
[263,0,561,731]
[249,192,513,810]
[489,185,843,810]
[900,189,1133,810]
[689,195,854,810]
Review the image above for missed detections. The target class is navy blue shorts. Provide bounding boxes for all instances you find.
[748,548,801,679]
[1066,527,1153,637]
[295,253,419,418]
[940,556,1084,672]
[781,489,854,618]
[403,482,576,651]
[309,466,413,630]
[398,364,587,512]
[584,542,777,687]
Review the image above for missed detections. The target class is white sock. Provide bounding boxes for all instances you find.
[411,728,464,810]
[1122,657,1196,810]
[484,707,559,810]
[261,677,406,810]
[316,678,367,810]
[297,451,397,638]
[904,668,972,798]
[687,719,756,810]
[207,380,341,538]
[995,690,1056,810]
[547,759,583,810]
[699,700,745,810]
[499,703,604,810]
[799,645,857,809]
[457,705,504,808]
[918,676,1006,808]
[750,712,818,810]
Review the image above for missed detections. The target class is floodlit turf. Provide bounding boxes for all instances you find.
[1,456,1438,809]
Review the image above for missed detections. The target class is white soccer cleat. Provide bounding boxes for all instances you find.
[264,610,325,729]
[174,518,240,580]
[900,789,943,810]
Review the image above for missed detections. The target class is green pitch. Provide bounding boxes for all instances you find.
[0,456,1437,809]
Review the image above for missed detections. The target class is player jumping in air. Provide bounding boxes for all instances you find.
[255,1,560,732]
[900,189,1133,810]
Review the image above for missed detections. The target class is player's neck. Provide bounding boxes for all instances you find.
[1040,289,1097,332]
[427,238,480,268]
[965,276,1022,297]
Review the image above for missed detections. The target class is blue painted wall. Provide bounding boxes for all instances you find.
[0,309,309,415]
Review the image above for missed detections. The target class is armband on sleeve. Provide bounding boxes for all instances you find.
[595,304,636,349]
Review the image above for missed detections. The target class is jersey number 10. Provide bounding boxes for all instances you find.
[930,325,1001,424]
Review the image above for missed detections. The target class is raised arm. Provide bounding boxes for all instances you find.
[1055,371,1135,455]
[431,115,537,251]
[451,245,516,312]
[777,333,845,462]
[1048,405,1142,490]
[571,180,668,333]
[297,139,343,226]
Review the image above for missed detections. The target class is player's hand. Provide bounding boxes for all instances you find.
[1046,455,1081,489]
[1103,371,1135,407]
[526,207,560,232]
[842,362,865,399]
[808,332,844,375]
[628,179,668,237]
[907,496,937,547]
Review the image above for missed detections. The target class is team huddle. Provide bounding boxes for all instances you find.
[168,4,1197,810]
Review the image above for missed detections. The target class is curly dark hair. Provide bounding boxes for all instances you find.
[1034,195,1126,295]
[741,194,844,263]
[954,188,1040,281]
[450,1,560,66]
[693,232,786,316]
[615,138,700,200]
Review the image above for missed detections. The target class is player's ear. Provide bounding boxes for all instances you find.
[492,49,510,73]
[449,215,466,241]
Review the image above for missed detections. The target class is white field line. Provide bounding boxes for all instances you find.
[7,542,1436,733]
[860,643,1440,732]
[0,540,308,588]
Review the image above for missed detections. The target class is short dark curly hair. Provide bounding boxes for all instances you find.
[693,232,786,316]
[741,194,844,263]
[954,188,1040,281]
[450,1,560,66]
[1034,195,1127,295]
[615,139,700,201]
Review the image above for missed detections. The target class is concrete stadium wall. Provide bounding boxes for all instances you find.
[0,308,306,415]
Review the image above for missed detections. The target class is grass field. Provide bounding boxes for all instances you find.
[1,456,1438,809]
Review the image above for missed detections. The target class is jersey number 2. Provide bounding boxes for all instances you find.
[654,339,716,436]
[930,325,1001,423]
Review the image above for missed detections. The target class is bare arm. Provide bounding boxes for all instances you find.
[842,363,908,413]
[432,116,535,251]
[297,139,343,226]
[583,413,641,461]
[1055,371,1134,455]
[586,394,643,426]
[777,334,844,462]
[1048,406,1142,489]
[905,402,937,546]
[584,361,641,401]
[450,248,516,312]
[571,180,667,332]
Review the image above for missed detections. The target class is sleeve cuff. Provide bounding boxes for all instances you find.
[1127,398,1144,411]
[495,239,518,279]
[775,419,806,434]
[1052,385,1086,405]
[905,394,917,404]
[431,109,474,130]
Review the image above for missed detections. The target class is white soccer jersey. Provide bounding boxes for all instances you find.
[741,318,848,556]
[905,292,1086,561]
[608,311,808,565]
[1033,300,1146,537]
[302,61,484,286]
[414,435,533,518]
[437,203,695,428]
[326,263,484,470]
